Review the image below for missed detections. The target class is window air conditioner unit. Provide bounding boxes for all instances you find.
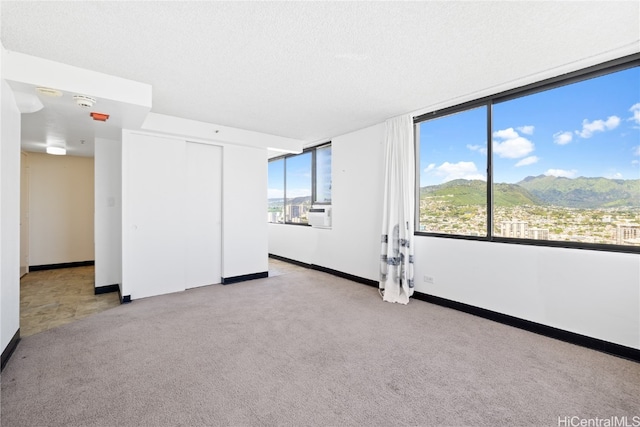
[308,205,331,229]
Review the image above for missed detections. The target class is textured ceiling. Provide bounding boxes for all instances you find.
[2,1,639,143]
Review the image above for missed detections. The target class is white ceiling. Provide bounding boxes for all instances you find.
[1,1,639,153]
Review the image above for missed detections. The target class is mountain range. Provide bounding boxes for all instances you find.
[420,175,640,208]
[268,196,311,207]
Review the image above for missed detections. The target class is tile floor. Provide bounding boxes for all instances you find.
[20,266,120,337]
[20,259,308,337]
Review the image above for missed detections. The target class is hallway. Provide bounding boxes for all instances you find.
[20,266,120,337]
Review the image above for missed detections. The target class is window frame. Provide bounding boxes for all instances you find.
[414,53,640,254]
[268,142,332,226]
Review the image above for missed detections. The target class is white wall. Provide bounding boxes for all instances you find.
[413,238,640,349]
[268,121,640,351]
[1,79,21,354]
[223,144,269,278]
[268,123,385,281]
[94,138,122,289]
[26,152,94,266]
[20,151,29,276]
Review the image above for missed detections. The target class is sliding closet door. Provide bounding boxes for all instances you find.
[122,133,186,299]
[185,142,222,289]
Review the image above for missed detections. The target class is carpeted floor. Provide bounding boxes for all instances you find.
[1,265,639,426]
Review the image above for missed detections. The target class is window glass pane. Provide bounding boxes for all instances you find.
[267,159,284,223]
[493,66,640,246]
[315,145,332,203]
[285,152,312,223]
[418,106,488,236]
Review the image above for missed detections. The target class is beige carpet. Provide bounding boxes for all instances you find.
[2,266,639,426]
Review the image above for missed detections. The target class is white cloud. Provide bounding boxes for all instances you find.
[517,125,535,135]
[606,172,623,179]
[544,169,577,178]
[633,146,640,156]
[267,188,284,199]
[424,163,436,173]
[575,115,621,138]
[466,144,487,154]
[629,103,640,125]
[515,156,539,167]
[493,129,535,159]
[553,131,573,145]
[632,160,640,166]
[493,127,519,140]
[427,161,485,183]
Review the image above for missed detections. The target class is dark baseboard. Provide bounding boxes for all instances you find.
[311,264,379,288]
[29,261,94,271]
[222,271,269,285]
[95,284,120,295]
[412,291,640,363]
[268,253,312,269]
[1,329,20,372]
[269,253,378,287]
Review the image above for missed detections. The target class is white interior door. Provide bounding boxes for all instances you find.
[185,142,222,288]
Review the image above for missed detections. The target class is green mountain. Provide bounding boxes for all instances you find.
[420,179,540,207]
[419,176,639,209]
[267,196,311,207]
[518,175,640,208]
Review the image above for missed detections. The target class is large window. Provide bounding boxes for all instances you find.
[268,143,331,224]
[417,106,488,237]
[315,144,332,203]
[416,56,640,252]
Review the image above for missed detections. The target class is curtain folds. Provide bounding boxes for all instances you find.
[379,114,415,304]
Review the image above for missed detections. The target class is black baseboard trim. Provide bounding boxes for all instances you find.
[95,284,120,295]
[268,254,312,269]
[311,264,379,288]
[121,294,132,304]
[412,291,640,363]
[222,271,269,285]
[29,261,94,271]
[268,254,379,287]
[1,329,20,372]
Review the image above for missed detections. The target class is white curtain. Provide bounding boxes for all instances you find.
[379,114,415,304]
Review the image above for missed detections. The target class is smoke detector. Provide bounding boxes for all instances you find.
[73,95,97,108]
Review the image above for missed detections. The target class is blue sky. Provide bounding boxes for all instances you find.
[419,66,640,186]
[268,152,312,199]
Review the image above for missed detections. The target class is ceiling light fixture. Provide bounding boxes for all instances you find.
[73,95,96,108]
[46,146,66,156]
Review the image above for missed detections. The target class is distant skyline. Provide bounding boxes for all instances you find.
[419,66,640,186]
